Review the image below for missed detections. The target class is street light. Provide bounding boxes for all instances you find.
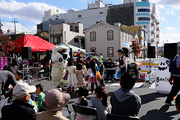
[49,16,52,43]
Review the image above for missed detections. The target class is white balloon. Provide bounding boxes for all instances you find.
[153,58,172,94]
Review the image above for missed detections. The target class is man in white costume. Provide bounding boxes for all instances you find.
[51,46,69,88]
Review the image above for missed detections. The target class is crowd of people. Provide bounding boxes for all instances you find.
[0,64,141,120]
[0,49,180,120]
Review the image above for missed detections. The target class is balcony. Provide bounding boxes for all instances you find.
[151,39,155,43]
[156,27,159,31]
[156,34,159,38]
[151,22,155,26]
[151,30,155,35]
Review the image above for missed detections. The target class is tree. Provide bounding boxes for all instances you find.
[0,29,19,56]
[130,41,140,61]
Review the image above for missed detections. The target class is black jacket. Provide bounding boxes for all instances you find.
[2,100,36,120]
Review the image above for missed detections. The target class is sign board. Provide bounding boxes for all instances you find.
[122,41,129,47]
[141,62,158,73]
[0,56,8,71]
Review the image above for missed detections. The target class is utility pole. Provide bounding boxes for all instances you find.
[11,18,18,34]
[0,17,3,33]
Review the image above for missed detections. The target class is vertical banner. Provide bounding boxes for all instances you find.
[0,56,8,71]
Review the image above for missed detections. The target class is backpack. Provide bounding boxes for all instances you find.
[169,55,180,74]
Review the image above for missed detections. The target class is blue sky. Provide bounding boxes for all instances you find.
[0,0,180,46]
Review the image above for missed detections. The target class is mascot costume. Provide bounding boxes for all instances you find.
[151,58,172,94]
[51,45,70,88]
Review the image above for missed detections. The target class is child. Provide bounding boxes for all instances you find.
[14,70,23,83]
[81,62,87,79]
[35,84,45,112]
[74,87,94,120]
[76,64,86,87]
[110,73,141,116]
[67,58,78,92]
[87,60,98,93]
[91,86,111,120]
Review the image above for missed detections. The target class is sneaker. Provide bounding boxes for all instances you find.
[165,102,174,106]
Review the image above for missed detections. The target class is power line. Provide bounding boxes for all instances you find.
[10,18,18,34]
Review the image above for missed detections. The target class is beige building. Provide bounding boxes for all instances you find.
[85,22,134,60]
[39,31,49,40]
[50,23,85,48]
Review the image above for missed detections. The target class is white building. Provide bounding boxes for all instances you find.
[50,23,85,48]
[39,0,159,48]
[42,0,108,30]
[84,22,134,60]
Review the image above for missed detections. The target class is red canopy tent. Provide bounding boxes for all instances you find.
[13,35,56,52]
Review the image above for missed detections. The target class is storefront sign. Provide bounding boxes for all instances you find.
[0,56,8,70]
[122,41,129,47]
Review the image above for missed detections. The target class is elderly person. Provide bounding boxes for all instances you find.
[2,83,36,120]
[36,89,70,120]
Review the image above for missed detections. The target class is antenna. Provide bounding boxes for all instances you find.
[10,18,18,34]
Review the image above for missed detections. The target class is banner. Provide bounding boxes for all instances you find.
[0,56,8,71]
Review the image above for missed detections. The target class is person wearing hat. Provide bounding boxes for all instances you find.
[36,89,70,120]
[2,83,36,120]
[117,49,127,75]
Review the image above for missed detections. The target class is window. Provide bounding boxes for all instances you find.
[90,31,96,41]
[107,30,114,40]
[138,9,150,12]
[107,47,114,57]
[100,12,103,14]
[140,31,145,37]
[138,17,150,21]
[57,37,61,43]
[53,37,61,44]
[53,37,57,44]
[78,15,82,18]
[75,27,79,32]
[90,47,96,53]
[74,38,79,43]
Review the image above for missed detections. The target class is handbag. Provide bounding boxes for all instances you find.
[116,69,121,78]
[96,71,102,81]
[63,70,68,80]
[169,75,174,85]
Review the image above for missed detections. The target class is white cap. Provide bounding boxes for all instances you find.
[13,83,36,100]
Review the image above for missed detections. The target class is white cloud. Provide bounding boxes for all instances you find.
[165,27,176,31]
[80,0,87,3]
[179,16,180,19]
[160,17,165,21]
[2,22,37,34]
[166,9,174,15]
[0,0,65,24]
[159,32,180,46]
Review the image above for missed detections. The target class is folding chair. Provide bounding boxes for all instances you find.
[72,104,99,120]
[106,114,140,120]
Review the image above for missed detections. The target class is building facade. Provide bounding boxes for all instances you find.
[38,0,159,48]
[50,23,85,48]
[85,22,134,60]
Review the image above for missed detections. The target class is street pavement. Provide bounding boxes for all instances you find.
[31,79,180,120]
